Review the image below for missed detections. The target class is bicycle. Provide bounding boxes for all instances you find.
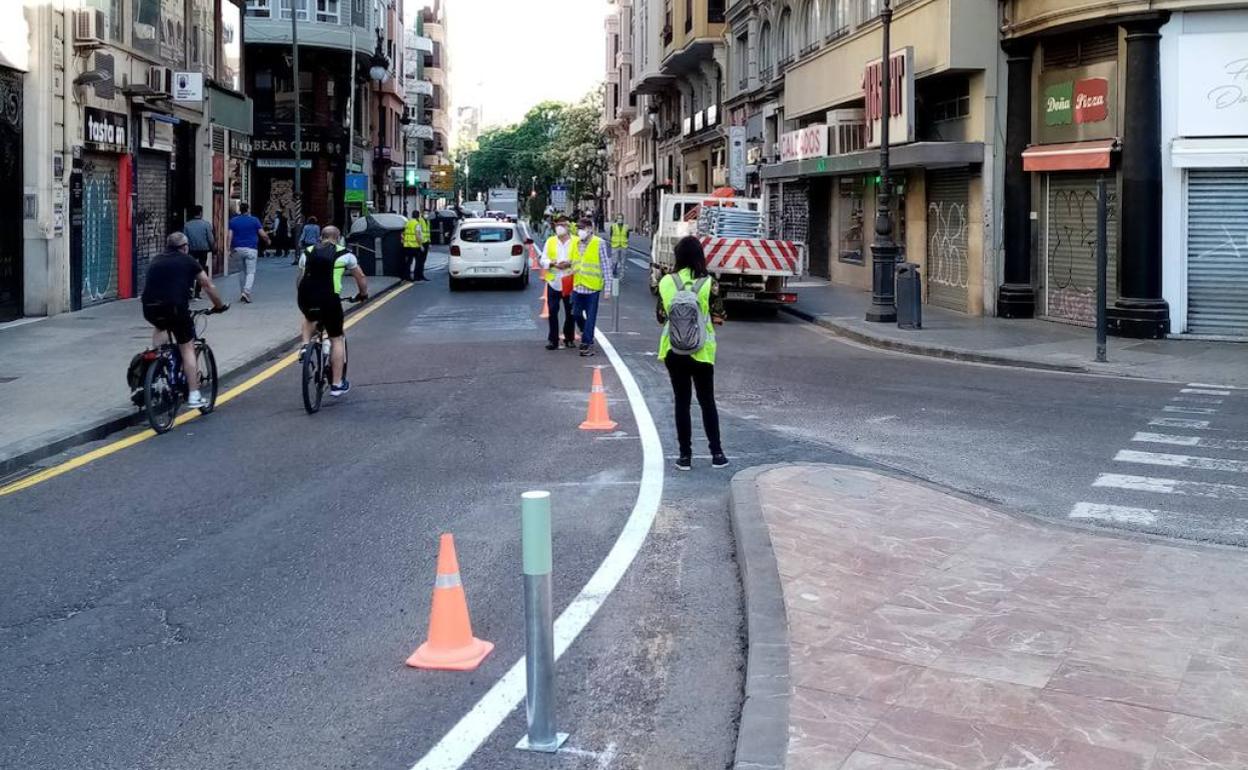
[301,296,363,414]
[141,308,226,434]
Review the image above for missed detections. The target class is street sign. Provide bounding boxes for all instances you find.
[550,184,569,213]
[345,172,368,203]
[430,164,456,191]
[172,72,203,103]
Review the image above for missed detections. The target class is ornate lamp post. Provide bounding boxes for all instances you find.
[865,0,898,323]
[368,33,390,210]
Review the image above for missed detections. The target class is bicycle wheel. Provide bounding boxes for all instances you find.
[143,354,180,434]
[301,342,324,414]
[196,343,219,414]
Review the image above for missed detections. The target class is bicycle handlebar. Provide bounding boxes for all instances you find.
[191,305,229,318]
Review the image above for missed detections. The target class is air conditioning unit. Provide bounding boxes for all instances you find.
[147,65,170,95]
[827,109,866,155]
[74,8,107,47]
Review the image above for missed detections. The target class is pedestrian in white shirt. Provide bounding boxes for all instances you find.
[540,215,577,350]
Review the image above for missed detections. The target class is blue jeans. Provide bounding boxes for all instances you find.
[572,290,601,346]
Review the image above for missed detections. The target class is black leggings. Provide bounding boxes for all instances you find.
[665,355,722,456]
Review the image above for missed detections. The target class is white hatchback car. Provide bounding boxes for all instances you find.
[448,219,532,291]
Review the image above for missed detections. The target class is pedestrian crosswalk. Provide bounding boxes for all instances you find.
[1069,382,1248,543]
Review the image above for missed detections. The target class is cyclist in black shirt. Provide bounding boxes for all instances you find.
[296,226,368,397]
[141,232,228,408]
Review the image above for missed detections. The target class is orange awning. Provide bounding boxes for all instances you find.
[1022,139,1118,172]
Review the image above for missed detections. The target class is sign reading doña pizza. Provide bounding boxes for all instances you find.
[1037,61,1117,143]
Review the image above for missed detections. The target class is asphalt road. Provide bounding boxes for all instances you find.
[3,244,1246,770]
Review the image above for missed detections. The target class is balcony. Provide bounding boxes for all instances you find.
[423,21,444,42]
[616,49,634,69]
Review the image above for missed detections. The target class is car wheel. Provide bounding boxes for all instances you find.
[449,276,462,292]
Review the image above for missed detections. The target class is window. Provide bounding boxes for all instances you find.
[758,22,772,78]
[685,0,693,32]
[777,7,793,64]
[459,227,513,243]
[245,0,272,17]
[926,77,971,123]
[830,0,849,38]
[799,0,820,52]
[277,0,310,21]
[708,0,725,23]
[735,33,749,89]
[316,0,340,22]
[859,0,879,24]
[87,0,123,42]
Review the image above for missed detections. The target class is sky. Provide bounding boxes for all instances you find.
[437,0,610,132]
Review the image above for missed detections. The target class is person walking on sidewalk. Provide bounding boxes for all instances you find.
[571,216,606,357]
[610,212,629,263]
[540,215,577,351]
[141,232,228,408]
[296,216,321,264]
[657,236,728,471]
[183,205,216,299]
[228,203,268,304]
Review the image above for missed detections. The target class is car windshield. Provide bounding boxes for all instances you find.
[460,227,513,243]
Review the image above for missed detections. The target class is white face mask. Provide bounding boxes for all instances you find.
[577,228,590,240]
[555,225,569,236]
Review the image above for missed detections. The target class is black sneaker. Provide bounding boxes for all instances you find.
[579,345,595,357]
[546,342,559,351]
[675,455,692,472]
[330,380,351,397]
[564,340,577,349]
[711,453,730,469]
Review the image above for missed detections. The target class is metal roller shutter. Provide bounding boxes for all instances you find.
[1044,173,1117,326]
[781,181,809,245]
[926,169,970,313]
[1186,169,1248,337]
[135,152,170,294]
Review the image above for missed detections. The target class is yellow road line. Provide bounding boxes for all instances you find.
[0,283,413,498]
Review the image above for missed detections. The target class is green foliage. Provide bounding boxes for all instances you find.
[460,91,606,207]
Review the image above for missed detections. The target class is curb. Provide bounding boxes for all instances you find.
[780,305,1091,376]
[0,279,406,478]
[729,465,792,770]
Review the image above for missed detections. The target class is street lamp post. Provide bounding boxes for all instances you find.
[865,0,898,323]
[368,32,390,212]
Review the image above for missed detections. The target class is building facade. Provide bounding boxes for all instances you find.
[604,0,643,227]
[16,0,248,320]
[417,1,452,204]
[244,0,406,226]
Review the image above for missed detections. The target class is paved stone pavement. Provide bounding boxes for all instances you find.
[0,257,402,469]
[751,464,1248,770]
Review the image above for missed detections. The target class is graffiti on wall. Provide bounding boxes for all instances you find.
[926,201,969,292]
[1047,186,1117,326]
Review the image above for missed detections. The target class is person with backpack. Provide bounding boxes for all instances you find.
[657,236,728,471]
[296,227,369,397]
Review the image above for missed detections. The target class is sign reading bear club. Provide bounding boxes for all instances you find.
[84,107,128,152]
[1037,61,1117,143]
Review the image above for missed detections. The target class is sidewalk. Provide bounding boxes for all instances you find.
[731,464,1248,770]
[0,259,400,472]
[626,232,1246,386]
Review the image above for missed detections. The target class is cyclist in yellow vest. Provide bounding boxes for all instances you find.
[657,236,727,470]
[571,216,606,357]
[540,215,578,350]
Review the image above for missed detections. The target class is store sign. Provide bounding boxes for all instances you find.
[728,125,747,190]
[140,115,175,152]
[84,107,128,151]
[172,71,204,103]
[780,125,828,162]
[863,47,915,149]
[1037,62,1117,143]
[1177,31,1248,137]
[345,173,368,203]
[1044,78,1108,126]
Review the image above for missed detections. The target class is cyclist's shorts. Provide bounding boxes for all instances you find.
[298,292,345,337]
[143,302,195,345]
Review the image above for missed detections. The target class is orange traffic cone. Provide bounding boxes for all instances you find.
[406,534,494,671]
[529,243,541,272]
[579,367,618,431]
[539,292,550,319]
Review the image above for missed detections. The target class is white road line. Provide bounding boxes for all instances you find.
[1149,417,1211,429]
[1132,432,1248,452]
[409,330,664,770]
[1181,388,1232,396]
[1114,449,1248,474]
[1189,382,1242,390]
[628,257,650,271]
[1163,406,1218,415]
[1171,396,1224,405]
[1070,502,1160,525]
[1093,473,1248,500]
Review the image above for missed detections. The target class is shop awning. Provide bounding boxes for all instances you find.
[1022,139,1117,172]
[760,142,985,181]
[627,174,654,199]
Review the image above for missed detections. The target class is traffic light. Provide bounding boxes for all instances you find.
[405,168,418,186]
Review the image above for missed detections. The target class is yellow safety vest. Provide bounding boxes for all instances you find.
[572,236,605,292]
[403,219,422,248]
[610,222,629,249]
[544,234,580,284]
[418,216,430,243]
[658,268,716,364]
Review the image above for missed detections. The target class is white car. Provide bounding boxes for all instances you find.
[448,219,532,291]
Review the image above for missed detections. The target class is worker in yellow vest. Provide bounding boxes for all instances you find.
[415,210,431,281]
[411,208,431,280]
[540,215,578,350]
[571,216,606,357]
[610,213,629,271]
